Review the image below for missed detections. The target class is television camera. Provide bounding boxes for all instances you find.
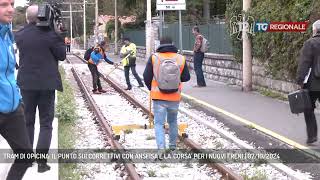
[37,3,67,36]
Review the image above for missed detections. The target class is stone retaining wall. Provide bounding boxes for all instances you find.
[111,45,298,95]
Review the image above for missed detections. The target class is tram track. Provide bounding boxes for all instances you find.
[66,52,319,180]
[67,57,140,180]
[67,54,242,180]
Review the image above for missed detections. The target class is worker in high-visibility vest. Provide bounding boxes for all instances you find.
[120,37,144,90]
[143,37,190,149]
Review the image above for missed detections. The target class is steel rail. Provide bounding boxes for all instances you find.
[68,54,243,180]
[67,58,141,180]
[99,66,242,180]
[69,53,319,179]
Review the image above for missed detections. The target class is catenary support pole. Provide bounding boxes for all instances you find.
[115,0,118,55]
[178,10,183,54]
[146,0,152,59]
[83,0,86,49]
[242,0,252,91]
[95,0,98,43]
[69,3,73,46]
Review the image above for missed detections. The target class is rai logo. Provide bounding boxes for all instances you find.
[230,14,255,40]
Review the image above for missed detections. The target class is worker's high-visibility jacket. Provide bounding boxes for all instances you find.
[120,42,136,66]
[150,52,185,101]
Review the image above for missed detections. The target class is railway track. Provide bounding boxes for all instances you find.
[67,52,320,179]
[66,54,242,180]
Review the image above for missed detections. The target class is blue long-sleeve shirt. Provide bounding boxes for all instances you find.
[0,24,21,113]
[90,49,114,65]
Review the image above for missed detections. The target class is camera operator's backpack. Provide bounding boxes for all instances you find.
[84,47,94,61]
[200,35,210,53]
[153,53,182,93]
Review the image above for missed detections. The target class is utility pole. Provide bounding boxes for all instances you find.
[146,0,152,59]
[95,0,98,43]
[83,0,86,49]
[203,0,210,22]
[178,10,183,53]
[159,11,163,38]
[114,0,118,55]
[61,2,94,49]
[242,0,252,92]
[69,3,73,45]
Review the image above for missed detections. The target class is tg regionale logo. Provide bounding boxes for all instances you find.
[255,22,309,32]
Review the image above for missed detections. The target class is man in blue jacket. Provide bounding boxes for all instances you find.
[0,0,33,179]
[88,41,117,94]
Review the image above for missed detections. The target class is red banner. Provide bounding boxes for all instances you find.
[268,22,309,32]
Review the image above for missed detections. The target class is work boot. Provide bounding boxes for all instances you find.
[92,89,101,94]
[124,86,132,90]
[38,163,51,173]
[98,89,107,93]
[154,149,165,162]
[306,137,317,145]
[193,85,206,88]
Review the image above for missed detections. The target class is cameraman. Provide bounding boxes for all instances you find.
[15,5,66,173]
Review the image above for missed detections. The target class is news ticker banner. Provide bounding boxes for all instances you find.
[1,149,319,163]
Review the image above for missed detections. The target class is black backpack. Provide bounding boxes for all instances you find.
[84,47,94,60]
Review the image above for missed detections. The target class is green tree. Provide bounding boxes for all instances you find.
[13,6,27,30]
[98,0,226,28]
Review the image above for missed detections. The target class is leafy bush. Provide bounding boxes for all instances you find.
[226,0,320,80]
[57,67,80,179]
[56,67,77,122]
[225,0,243,61]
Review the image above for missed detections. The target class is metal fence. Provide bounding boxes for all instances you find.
[123,21,233,55]
[122,30,146,47]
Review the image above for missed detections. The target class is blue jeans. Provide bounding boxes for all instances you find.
[193,52,206,86]
[153,100,180,149]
